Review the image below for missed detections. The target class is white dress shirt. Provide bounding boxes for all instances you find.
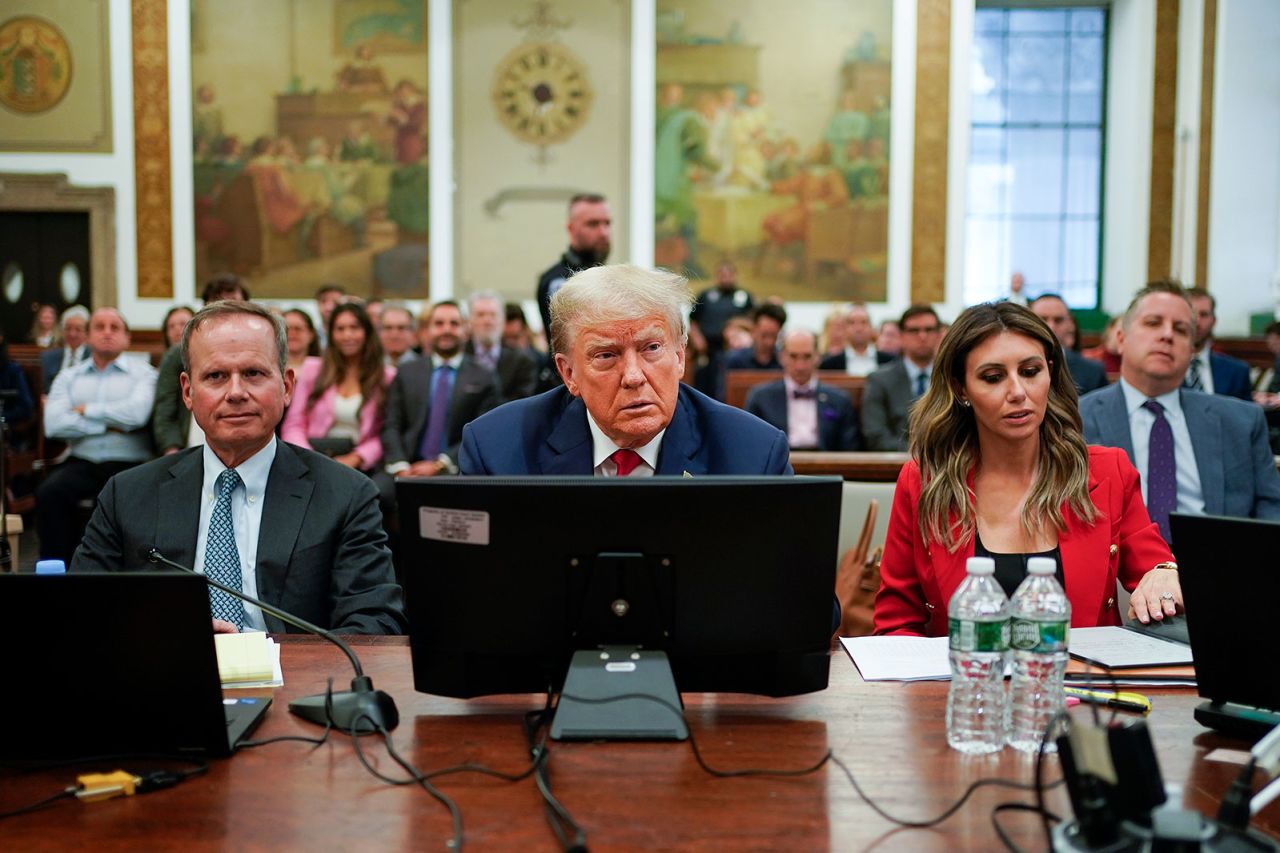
[1118,379,1205,516]
[43,354,158,462]
[784,376,819,449]
[903,359,932,396]
[842,344,880,377]
[587,413,663,477]
[193,438,278,632]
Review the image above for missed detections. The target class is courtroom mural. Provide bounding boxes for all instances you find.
[655,0,892,302]
[190,0,428,299]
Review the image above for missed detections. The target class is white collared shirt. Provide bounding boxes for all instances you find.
[842,344,880,377]
[1118,379,1205,516]
[587,413,664,477]
[784,376,819,449]
[193,437,278,631]
[1190,346,1216,394]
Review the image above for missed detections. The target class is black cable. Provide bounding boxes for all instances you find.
[992,801,1056,853]
[527,694,587,853]
[1035,710,1071,852]
[0,788,77,820]
[234,725,332,750]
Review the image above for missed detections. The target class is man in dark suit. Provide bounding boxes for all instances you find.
[465,291,536,402]
[724,302,787,371]
[747,329,860,451]
[861,305,941,451]
[376,301,499,501]
[1030,294,1108,394]
[38,305,89,393]
[71,301,405,635]
[818,302,894,376]
[1185,287,1252,400]
[461,264,791,476]
[1081,282,1280,539]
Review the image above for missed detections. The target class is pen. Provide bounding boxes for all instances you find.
[1064,687,1152,714]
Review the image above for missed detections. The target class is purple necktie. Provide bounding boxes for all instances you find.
[418,365,454,461]
[1143,400,1176,543]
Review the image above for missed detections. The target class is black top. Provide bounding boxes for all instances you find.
[973,530,1065,599]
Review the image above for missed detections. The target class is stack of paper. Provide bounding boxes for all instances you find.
[840,626,1196,686]
[215,631,284,688]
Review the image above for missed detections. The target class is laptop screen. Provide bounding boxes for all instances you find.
[0,572,235,759]
[1170,512,1280,714]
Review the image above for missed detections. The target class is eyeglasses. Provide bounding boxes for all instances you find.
[902,325,940,335]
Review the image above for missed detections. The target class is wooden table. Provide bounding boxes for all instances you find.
[3,636,1276,850]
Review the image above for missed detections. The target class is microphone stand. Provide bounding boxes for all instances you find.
[141,547,398,733]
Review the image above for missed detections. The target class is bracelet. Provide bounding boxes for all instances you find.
[1152,561,1178,571]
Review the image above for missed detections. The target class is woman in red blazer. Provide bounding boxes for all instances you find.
[873,302,1180,637]
[282,301,394,472]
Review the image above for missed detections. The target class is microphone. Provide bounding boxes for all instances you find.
[140,547,398,734]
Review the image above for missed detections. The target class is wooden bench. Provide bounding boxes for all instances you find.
[726,370,866,411]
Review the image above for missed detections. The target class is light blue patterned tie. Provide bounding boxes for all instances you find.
[205,469,245,628]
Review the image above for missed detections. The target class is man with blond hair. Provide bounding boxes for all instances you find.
[461,264,790,476]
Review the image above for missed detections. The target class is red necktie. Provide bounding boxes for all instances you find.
[610,449,643,477]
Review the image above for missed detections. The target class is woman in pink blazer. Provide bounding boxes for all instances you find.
[873,302,1181,637]
[283,302,394,472]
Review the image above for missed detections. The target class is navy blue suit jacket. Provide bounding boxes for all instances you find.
[1064,349,1108,394]
[1080,383,1280,521]
[460,384,793,476]
[744,380,862,451]
[1208,352,1252,401]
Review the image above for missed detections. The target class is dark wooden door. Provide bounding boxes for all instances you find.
[0,211,91,345]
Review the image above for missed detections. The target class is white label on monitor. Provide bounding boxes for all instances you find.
[419,507,490,546]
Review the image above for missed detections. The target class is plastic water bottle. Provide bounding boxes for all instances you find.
[946,556,1010,754]
[1007,557,1071,753]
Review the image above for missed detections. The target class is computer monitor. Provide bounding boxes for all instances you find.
[397,476,842,739]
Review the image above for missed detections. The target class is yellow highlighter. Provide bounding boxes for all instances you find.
[1064,686,1152,714]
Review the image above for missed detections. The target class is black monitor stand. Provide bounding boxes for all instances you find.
[551,646,688,741]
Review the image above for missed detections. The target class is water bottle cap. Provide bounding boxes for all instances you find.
[965,556,995,575]
[35,559,67,575]
[1027,557,1056,575]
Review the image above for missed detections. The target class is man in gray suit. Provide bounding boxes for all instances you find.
[375,301,499,503]
[1081,281,1280,540]
[72,300,406,635]
[861,305,941,451]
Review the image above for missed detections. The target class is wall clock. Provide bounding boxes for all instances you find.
[490,41,592,147]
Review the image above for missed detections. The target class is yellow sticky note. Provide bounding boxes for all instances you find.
[214,631,273,684]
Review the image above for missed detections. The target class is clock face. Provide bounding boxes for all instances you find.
[491,42,593,146]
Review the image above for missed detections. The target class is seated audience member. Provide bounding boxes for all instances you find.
[364,297,384,329]
[0,332,34,426]
[1082,315,1123,375]
[72,301,406,635]
[1030,294,1107,394]
[284,308,321,373]
[38,308,158,562]
[28,303,58,348]
[747,329,861,451]
[314,283,347,348]
[460,264,792,476]
[723,317,754,352]
[283,303,393,472]
[822,308,847,357]
[39,305,91,394]
[725,302,787,371]
[376,301,499,502]
[1080,281,1280,536]
[874,302,1180,637]
[465,291,537,402]
[378,304,417,368]
[162,305,195,349]
[876,319,902,358]
[820,302,895,376]
[1185,286,1252,400]
[1254,321,1280,403]
[153,274,250,455]
[503,302,537,356]
[861,305,942,451]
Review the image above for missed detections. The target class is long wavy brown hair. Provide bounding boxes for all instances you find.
[308,302,386,412]
[909,301,1096,552]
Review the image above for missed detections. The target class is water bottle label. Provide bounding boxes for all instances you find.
[1009,619,1068,653]
[948,618,1009,652]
